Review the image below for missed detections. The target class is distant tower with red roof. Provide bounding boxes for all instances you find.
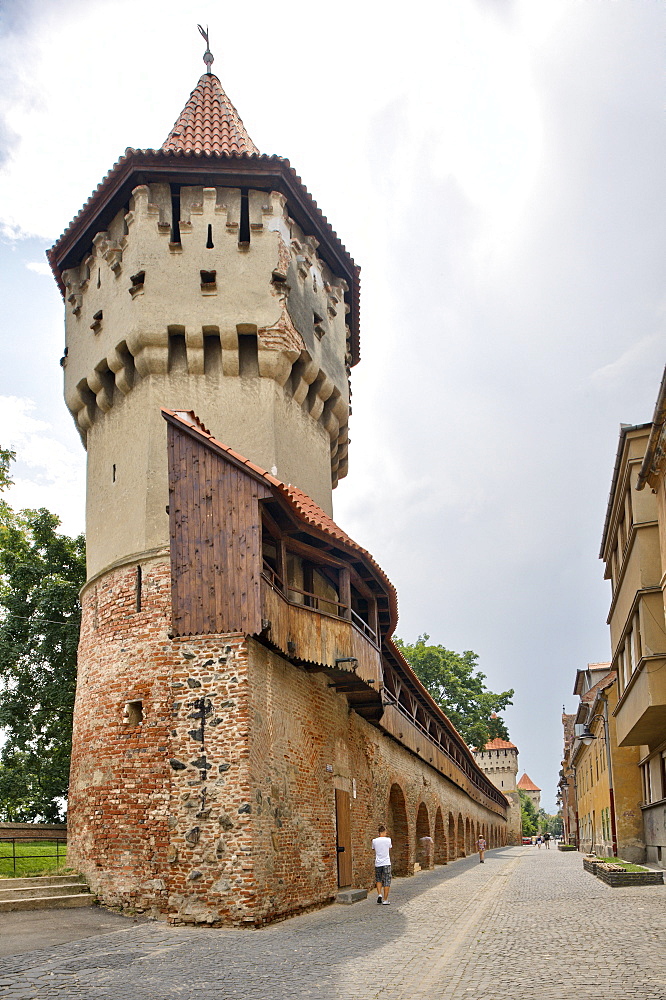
[473,736,521,844]
[517,772,541,813]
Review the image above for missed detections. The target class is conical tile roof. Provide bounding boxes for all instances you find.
[162,73,259,155]
[517,772,540,792]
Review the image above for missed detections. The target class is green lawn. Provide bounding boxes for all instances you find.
[593,855,649,872]
[0,840,69,878]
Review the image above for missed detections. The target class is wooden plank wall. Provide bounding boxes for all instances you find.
[261,578,382,684]
[167,422,271,636]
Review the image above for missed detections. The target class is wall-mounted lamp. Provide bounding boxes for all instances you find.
[578,713,608,746]
[335,657,358,669]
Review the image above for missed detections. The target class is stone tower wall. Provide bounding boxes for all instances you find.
[61,184,351,579]
[68,560,508,925]
[472,747,521,844]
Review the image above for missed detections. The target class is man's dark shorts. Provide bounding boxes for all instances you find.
[375,864,392,887]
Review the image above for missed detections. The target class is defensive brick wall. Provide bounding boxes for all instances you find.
[68,558,507,925]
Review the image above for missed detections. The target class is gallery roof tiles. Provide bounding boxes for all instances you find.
[162,74,259,155]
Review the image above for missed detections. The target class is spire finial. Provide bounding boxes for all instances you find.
[197,24,214,75]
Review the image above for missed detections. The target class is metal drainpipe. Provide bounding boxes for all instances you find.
[602,697,619,857]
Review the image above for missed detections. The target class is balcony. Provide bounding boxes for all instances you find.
[614,654,666,747]
[260,567,383,721]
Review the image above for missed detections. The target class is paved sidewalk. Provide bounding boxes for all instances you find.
[0,846,664,999]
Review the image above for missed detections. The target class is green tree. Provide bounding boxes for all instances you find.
[0,449,85,821]
[0,448,15,493]
[519,790,538,836]
[546,812,563,837]
[395,635,514,748]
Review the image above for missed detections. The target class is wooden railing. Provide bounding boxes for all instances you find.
[380,690,506,812]
[262,561,379,646]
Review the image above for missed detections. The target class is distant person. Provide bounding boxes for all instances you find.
[536,835,542,849]
[372,824,392,905]
[477,834,486,863]
[543,832,551,849]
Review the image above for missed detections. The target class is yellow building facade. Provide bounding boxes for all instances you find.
[633,367,666,866]
[571,666,643,861]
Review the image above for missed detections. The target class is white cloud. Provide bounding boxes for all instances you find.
[589,334,662,388]
[0,395,85,536]
[25,261,50,275]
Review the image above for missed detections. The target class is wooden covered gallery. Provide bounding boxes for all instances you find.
[158,407,508,922]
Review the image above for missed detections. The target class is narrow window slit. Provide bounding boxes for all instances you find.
[239,189,250,246]
[238,332,259,377]
[206,224,214,248]
[136,565,142,612]
[112,464,116,483]
[170,184,181,244]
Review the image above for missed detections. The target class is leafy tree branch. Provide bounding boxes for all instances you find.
[395,634,514,749]
[0,448,85,821]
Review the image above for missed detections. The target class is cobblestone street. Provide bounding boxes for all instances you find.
[0,846,664,1000]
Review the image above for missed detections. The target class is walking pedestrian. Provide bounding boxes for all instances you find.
[536,835,542,849]
[543,832,551,849]
[477,834,486,863]
[372,824,392,905]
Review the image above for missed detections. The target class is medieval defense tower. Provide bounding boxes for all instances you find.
[472,737,521,844]
[49,42,509,925]
[50,52,357,582]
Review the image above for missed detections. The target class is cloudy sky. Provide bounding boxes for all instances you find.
[1,0,664,810]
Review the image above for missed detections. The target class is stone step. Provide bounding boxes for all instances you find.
[0,882,90,901]
[0,875,86,891]
[336,888,368,904]
[0,892,94,913]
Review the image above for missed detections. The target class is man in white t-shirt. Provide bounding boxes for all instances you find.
[372,824,392,904]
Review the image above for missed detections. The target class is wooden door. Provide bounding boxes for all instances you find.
[335,788,352,887]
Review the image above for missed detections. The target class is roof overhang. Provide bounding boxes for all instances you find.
[599,422,652,559]
[47,149,361,366]
[637,365,666,492]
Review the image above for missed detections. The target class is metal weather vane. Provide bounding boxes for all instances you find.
[197,24,214,74]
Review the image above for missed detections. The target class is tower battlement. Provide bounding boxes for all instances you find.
[62,182,351,485]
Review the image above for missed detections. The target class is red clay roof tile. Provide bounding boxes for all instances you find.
[163,409,397,620]
[162,74,259,155]
[517,772,540,791]
[484,737,517,751]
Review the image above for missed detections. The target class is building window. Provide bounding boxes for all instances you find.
[642,761,652,804]
[124,700,143,726]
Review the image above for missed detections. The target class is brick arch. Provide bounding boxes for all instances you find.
[465,817,472,854]
[449,813,456,861]
[416,802,433,869]
[434,807,447,865]
[457,813,465,857]
[388,783,409,876]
